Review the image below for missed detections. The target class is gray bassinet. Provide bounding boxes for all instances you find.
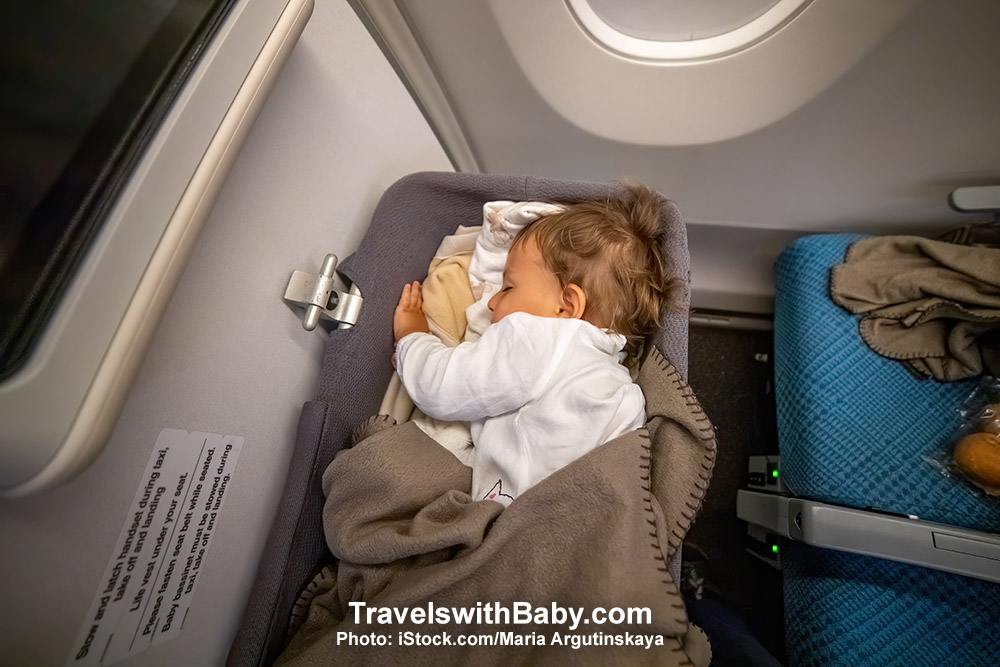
[228,172,697,665]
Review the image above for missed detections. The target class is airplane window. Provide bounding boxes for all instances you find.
[583,0,781,41]
[0,0,235,381]
[566,0,811,61]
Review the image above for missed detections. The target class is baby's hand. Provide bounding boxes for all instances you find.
[393,281,430,341]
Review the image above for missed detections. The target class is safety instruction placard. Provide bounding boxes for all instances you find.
[70,429,243,665]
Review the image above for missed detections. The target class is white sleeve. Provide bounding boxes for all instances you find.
[395,317,542,422]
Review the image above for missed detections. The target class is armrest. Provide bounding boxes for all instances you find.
[737,490,1000,584]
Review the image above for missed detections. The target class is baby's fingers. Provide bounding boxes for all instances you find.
[398,281,422,310]
[411,281,423,309]
[392,281,429,341]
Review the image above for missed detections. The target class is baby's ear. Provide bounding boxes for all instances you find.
[558,284,587,319]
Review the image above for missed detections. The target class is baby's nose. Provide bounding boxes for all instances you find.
[487,290,498,311]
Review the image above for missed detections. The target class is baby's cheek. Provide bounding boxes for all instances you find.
[490,304,507,324]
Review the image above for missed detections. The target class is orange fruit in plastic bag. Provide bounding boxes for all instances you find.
[954,432,1000,496]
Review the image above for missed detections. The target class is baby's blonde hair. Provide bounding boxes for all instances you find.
[511,183,682,357]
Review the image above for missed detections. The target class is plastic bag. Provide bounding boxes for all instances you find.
[948,376,1000,496]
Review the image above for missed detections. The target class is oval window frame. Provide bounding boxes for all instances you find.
[566,0,813,62]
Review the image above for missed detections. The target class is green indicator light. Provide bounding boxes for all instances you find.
[771,469,779,478]
[771,544,779,554]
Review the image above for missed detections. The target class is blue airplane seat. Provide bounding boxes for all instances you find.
[773,234,1000,666]
[782,541,1000,666]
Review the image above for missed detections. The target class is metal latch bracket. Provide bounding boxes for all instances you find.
[283,254,362,329]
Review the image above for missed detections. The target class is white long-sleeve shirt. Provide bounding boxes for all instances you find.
[396,312,646,505]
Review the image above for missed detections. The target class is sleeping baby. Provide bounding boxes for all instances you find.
[392,184,679,506]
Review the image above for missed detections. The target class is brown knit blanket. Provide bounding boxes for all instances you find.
[832,235,1000,381]
[275,347,715,666]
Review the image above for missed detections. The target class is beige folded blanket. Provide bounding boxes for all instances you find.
[831,236,1000,381]
[423,253,475,347]
[276,347,716,666]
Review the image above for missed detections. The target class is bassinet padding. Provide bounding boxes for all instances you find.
[228,172,691,666]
